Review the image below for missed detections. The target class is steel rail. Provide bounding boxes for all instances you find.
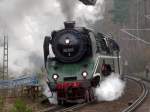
[55,103,88,112]
[122,75,149,112]
[40,101,91,112]
[40,75,148,112]
[38,105,63,112]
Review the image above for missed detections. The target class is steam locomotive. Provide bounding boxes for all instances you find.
[43,21,121,104]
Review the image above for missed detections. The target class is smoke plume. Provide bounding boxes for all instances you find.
[57,0,77,21]
[95,73,126,101]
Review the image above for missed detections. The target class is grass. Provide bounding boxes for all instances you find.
[10,98,33,112]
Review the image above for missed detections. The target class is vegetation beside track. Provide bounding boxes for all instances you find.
[10,99,33,112]
[0,96,4,112]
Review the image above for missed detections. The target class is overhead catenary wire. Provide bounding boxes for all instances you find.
[120,0,150,45]
[120,29,150,45]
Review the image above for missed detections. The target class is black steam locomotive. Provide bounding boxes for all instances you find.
[43,21,120,104]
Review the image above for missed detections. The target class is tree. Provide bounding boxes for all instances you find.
[10,99,32,112]
[110,0,130,25]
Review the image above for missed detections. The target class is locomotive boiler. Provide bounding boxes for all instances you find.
[43,21,120,104]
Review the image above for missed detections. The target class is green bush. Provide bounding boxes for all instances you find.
[10,99,32,112]
[0,96,4,111]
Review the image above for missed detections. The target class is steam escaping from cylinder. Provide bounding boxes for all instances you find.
[57,0,77,21]
[95,73,126,101]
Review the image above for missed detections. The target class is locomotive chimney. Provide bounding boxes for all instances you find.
[64,21,75,29]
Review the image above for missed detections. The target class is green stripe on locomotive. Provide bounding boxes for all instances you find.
[46,57,95,83]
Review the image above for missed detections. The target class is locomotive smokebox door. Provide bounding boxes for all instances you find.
[79,0,97,5]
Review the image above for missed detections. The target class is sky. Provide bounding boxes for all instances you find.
[0,0,105,77]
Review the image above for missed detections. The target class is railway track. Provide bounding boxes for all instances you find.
[38,105,63,112]
[40,75,148,112]
[122,75,149,112]
[55,103,88,112]
[39,102,91,112]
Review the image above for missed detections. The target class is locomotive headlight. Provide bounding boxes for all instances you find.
[82,71,88,78]
[52,74,59,80]
[65,39,70,44]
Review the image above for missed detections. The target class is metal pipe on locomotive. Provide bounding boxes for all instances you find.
[43,21,120,104]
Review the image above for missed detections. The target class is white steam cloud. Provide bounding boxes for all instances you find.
[57,0,105,23]
[95,73,126,101]
[0,0,64,76]
[75,0,105,22]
